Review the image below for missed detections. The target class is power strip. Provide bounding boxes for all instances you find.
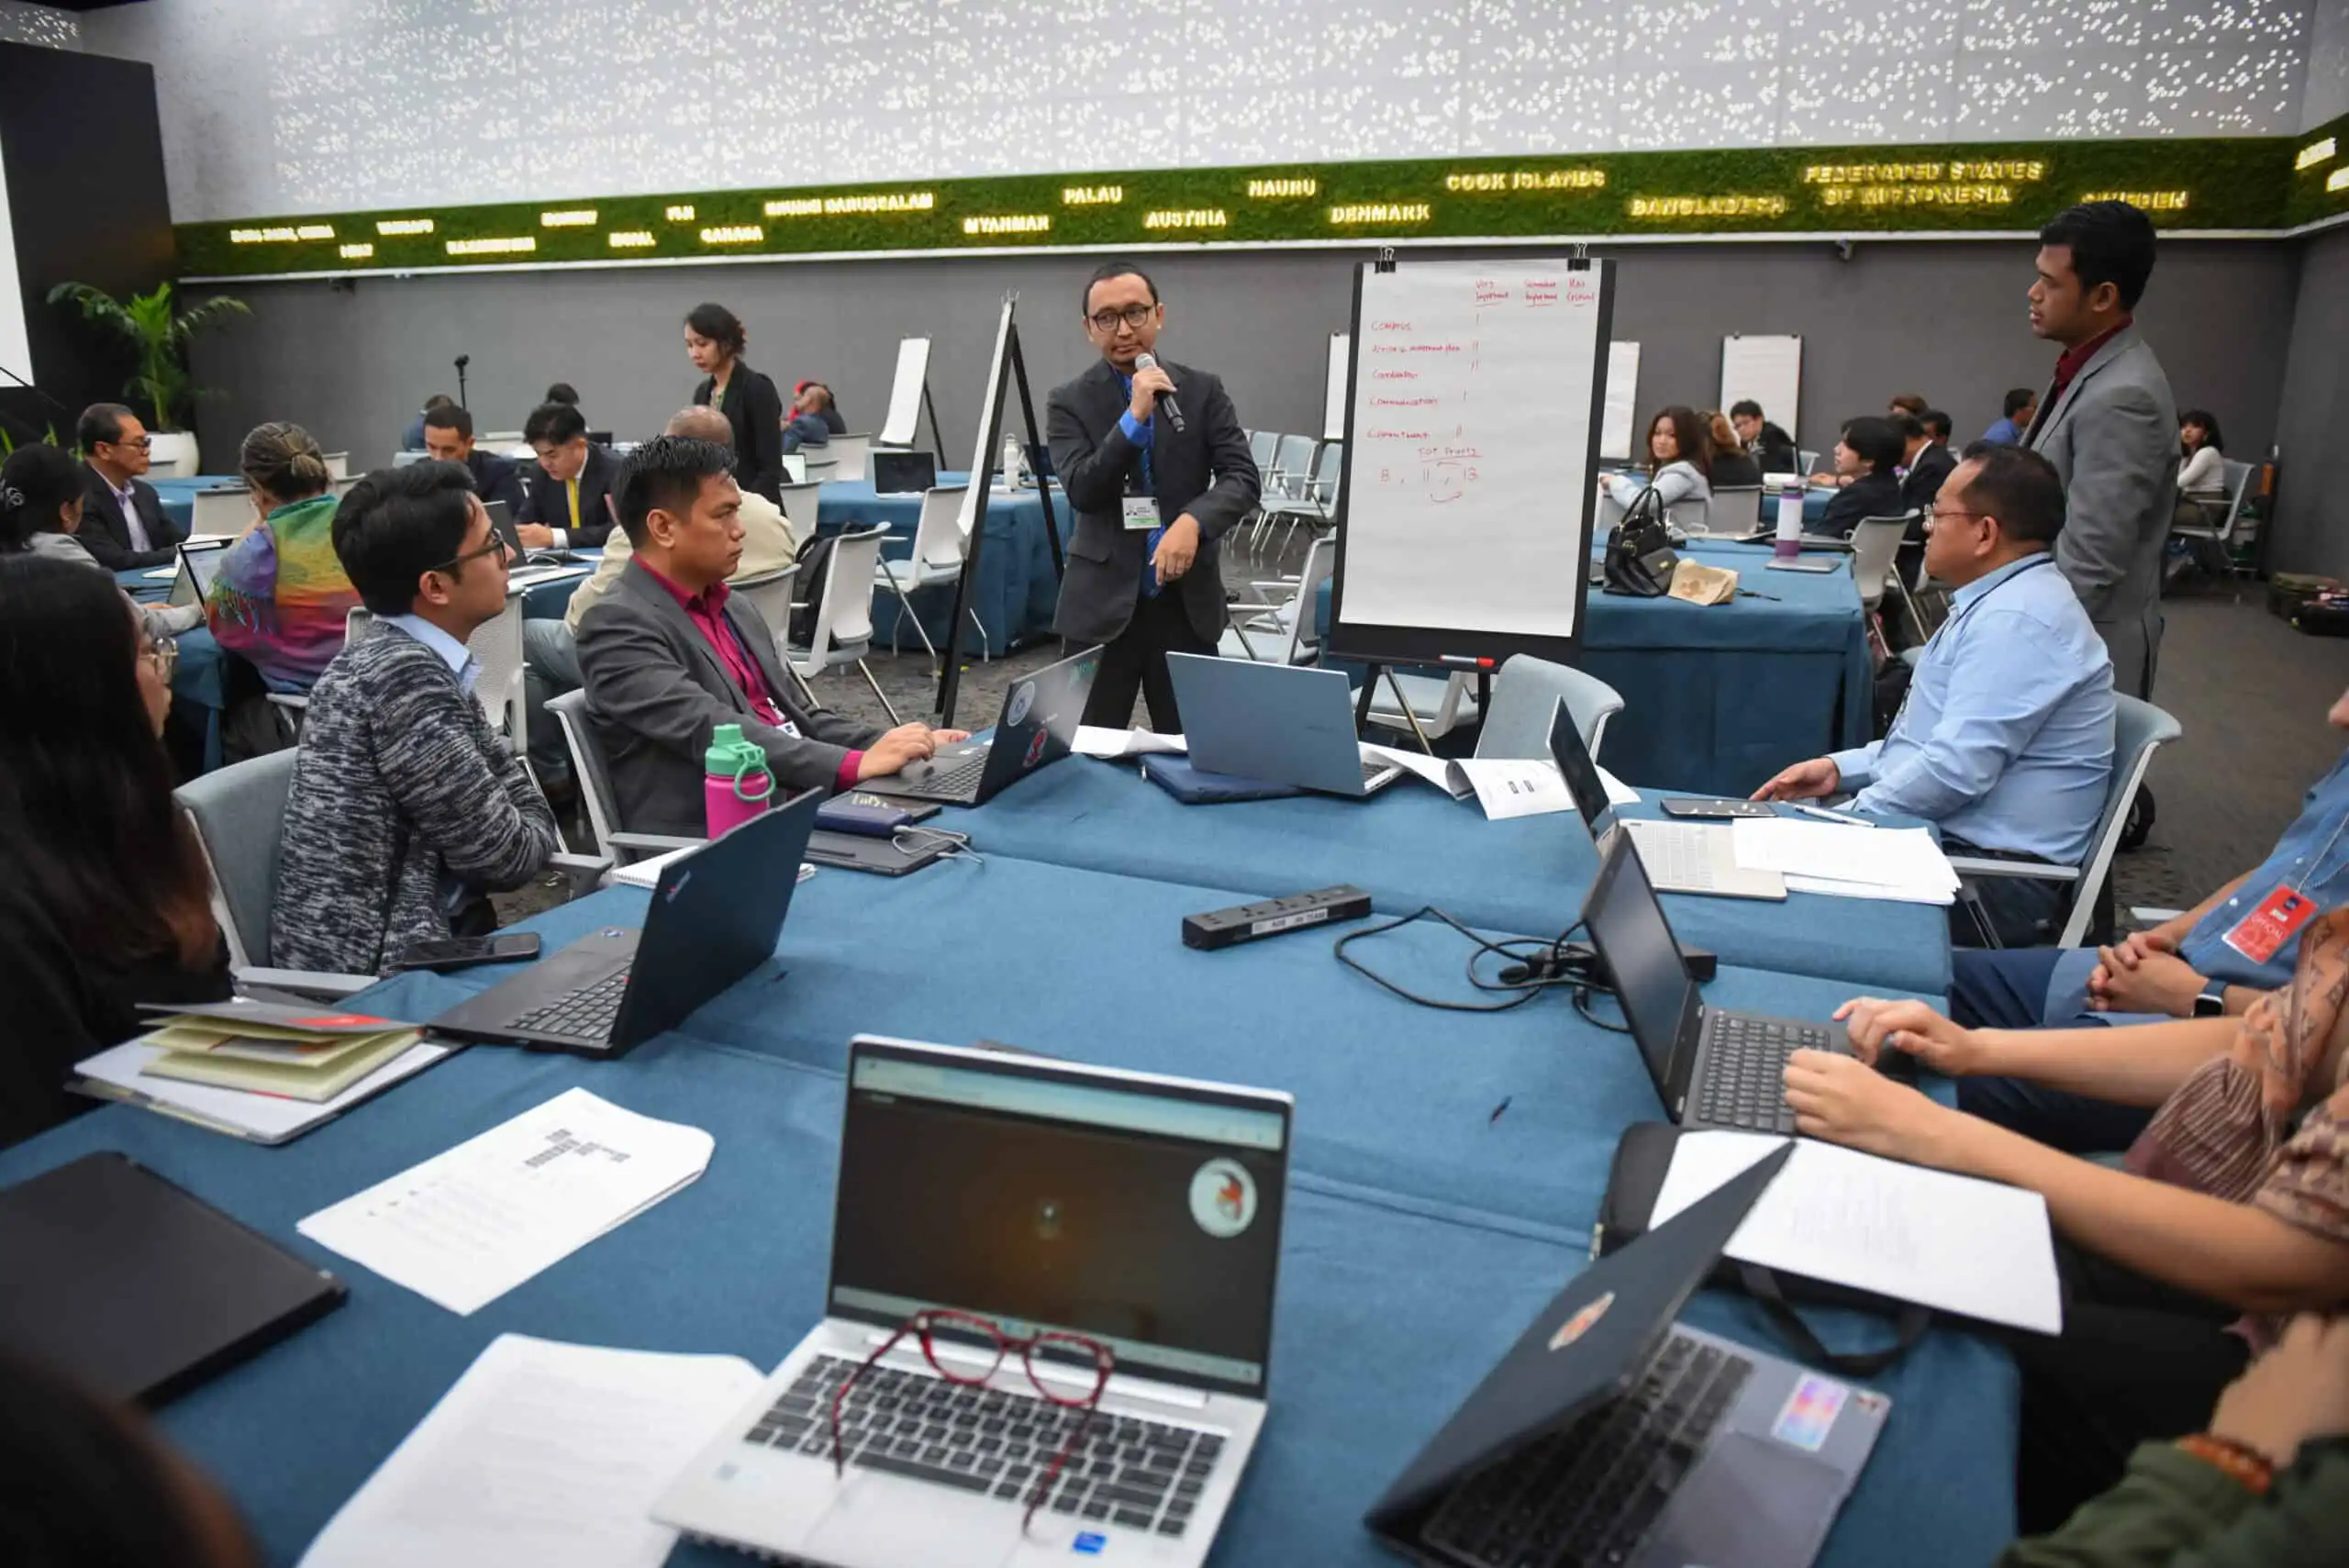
[1182,885,1374,951]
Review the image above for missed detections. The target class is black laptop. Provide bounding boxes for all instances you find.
[0,1153,346,1406]
[871,449,938,495]
[1367,1144,1888,1568]
[1580,833,1847,1133]
[429,790,819,1056]
[860,645,1099,806]
[484,497,591,567]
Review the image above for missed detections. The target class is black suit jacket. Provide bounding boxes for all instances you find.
[517,442,621,546]
[1899,444,1957,514]
[1047,357,1260,645]
[1819,470,1907,539]
[75,462,182,569]
[575,560,882,837]
[1753,422,1798,474]
[694,364,786,504]
[466,450,528,515]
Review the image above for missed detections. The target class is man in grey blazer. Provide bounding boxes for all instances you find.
[2023,202,2177,700]
[577,436,960,837]
[1049,261,1262,730]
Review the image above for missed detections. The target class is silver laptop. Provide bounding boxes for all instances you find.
[166,539,229,610]
[653,1036,1292,1567]
[1166,653,1402,798]
[1546,702,1785,900]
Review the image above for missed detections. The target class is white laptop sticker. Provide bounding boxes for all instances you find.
[1007,681,1037,727]
[1189,1158,1257,1239]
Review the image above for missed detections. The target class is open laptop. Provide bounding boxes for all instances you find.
[429,790,818,1057]
[1547,701,1784,900]
[1167,653,1403,798]
[861,645,1099,806]
[1580,832,1846,1133]
[166,539,230,609]
[1366,1142,1887,1568]
[873,449,938,495]
[484,497,595,577]
[654,1035,1291,1567]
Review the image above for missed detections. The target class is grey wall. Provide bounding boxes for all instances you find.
[184,238,2299,483]
[2270,228,2349,578]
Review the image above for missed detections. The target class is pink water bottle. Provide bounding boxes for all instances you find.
[704,724,774,838]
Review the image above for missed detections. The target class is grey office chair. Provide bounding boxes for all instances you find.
[175,751,377,998]
[548,688,707,865]
[1473,655,1625,762]
[1951,693,2183,949]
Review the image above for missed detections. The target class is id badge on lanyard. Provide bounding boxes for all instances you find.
[1121,496,1160,531]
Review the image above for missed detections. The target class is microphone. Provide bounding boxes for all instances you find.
[1133,351,1185,434]
[453,354,471,370]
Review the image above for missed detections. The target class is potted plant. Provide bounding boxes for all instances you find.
[47,281,249,476]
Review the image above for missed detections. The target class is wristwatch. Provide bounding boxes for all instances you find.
[2192,985,2229,1018]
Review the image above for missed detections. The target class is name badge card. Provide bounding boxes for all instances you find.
[2222,886,2319,965]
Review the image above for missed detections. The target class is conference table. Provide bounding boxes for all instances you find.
[0,759,2018,1568]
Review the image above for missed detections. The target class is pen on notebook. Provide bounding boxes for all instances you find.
[1789,803,1873,828]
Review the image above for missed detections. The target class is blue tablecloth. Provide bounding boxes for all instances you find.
[819,473,1063,656]
[0,1023,2015,1568]
[957,762,1945,995]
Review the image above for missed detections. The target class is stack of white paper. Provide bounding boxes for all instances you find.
[1652,1131,2063,1334]
[1072,726,1188,760]
[1730,817,1959,905]
[299,1334,763,1568]
[298,1088,714,1315]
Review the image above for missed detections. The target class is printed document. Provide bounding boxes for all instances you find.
[1652,1131,2062,1335]
[298,1088,713,1314]
[1731,818,1957,902]
[299,1334,762,1568]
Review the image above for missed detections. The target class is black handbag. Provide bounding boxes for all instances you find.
[1600,484,1679,597]
[1595,1122,1929,1376]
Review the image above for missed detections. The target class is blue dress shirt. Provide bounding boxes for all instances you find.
[1116,376,1164,596]
[1829,553,2114,863]
[384,613,482,695]
[1979,417,2024,448]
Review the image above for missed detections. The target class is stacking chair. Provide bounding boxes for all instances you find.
[1951,694,2183,949]
[1258,435,1319,512]
[781,453,808,484]
[189,485,252,538]
[1220,534,1334,665]
[2169,458,2256,577]
[1705,486,1764,536]
[1845,516,1910,660]
[1252,441,1342,548]
[785,525,901,724]
[776,481,825,543]
[470,595,530,754]
[548,689,709,866]
[723,563,820,708]
[1247,429,1278,475]
[874,485,985,661]
[321,451,351,479]
[825,434,873,483]
[1473,656,1624,762]
[1364,672,1479,744]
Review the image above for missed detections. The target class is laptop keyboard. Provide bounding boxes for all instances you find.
[1696,1013,1832,1133]
[916,751,991,797]
[509,965,630,1040]
[743,1354,1230,1539]
[1420,1331,1755,1568]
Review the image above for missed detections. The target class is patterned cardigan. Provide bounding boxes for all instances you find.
[271,623,559,975]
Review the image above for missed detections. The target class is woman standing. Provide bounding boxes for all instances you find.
[0,555,231,1146]
[685,303,785,502]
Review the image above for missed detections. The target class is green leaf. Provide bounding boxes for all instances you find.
[43,279,248,431]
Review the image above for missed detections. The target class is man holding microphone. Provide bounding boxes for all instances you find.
[1047,261,1260,730]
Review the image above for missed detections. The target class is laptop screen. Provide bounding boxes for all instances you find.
[1580,836,1700,1095]
[183,542,228,595]
[830,1044,1288,1397]
[1545,699,1615,834]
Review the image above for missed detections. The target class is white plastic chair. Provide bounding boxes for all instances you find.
[321,451,350,479]
[1706,486,1763,536]
[1798,449,1821,474]
[1845,516,1909,616]
[1365,671,1478,743]
[1220,535,1334,665]
[1246,430,1278,474]
[775,482,825,542]
[824,434,873,483]
[786,524,900,724]
[1252,441,1342,547]
[546,689,707,865]
[719,562,820,710]
[1474,657,1624,762]
[874,485,985,661]
[1259,435,1319,507]
[2171,458,2256,575]
[1952,694,2183,949]
[781,452,808,484]
[190,485,253,538]
[804,459,840,484]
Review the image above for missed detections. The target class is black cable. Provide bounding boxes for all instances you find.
[1331,906,1596,1013]
[1571,984,1633,1034]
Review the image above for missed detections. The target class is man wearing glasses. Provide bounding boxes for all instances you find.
[74,402,184,569]
[1754,445,2116,946]
[1047,261,1261,731]
[271,460,562,975]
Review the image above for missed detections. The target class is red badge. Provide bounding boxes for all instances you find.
[2221,886,2320,966]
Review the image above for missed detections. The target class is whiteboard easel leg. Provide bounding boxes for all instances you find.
[1384,668,1438,756]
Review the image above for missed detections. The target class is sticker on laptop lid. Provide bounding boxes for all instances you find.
[1770,1374,1848,1452]
[1006,681,1037,728]
[1025,728,1051,768]
[1073,1531,1108,1554]
[1189,1158,1257,1239]
[1548,1292,1613,1351]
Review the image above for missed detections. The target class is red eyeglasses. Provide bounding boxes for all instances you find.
[829,1307,1115,1531]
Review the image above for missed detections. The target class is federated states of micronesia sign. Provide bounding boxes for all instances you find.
[179,115,2349,280]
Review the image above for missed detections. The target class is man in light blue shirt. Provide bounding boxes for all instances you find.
[1936,689,2349,1151]
[1979,386,2038,448]
[1755,445,2115,945]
